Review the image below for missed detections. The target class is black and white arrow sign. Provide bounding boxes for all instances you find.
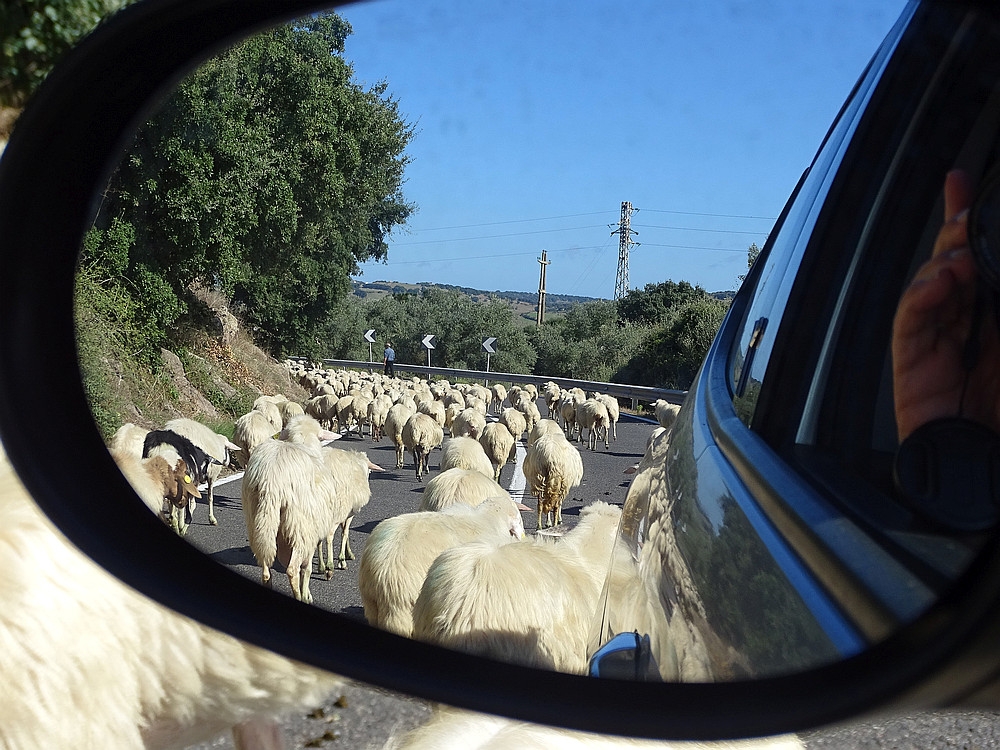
[482,337,497,354]
[422,334,436,350]
[364,329,376,343]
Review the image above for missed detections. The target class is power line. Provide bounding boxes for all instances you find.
[366,245,608,266]
[640,242,758,253]
[411,211,612,232]
[639,207,776,221]
[390,224,609,245]
[634,223,769,236]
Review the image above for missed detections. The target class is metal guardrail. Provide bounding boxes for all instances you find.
[288,358,686,409]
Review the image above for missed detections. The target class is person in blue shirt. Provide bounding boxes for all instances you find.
[383,343,395,378]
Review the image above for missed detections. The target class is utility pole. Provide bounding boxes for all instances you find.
[611,201,638,301]
[536,249,550,326]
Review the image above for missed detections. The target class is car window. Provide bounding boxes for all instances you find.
[729,21,906,428]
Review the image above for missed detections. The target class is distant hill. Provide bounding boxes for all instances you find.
[351,279,602,314]
[351,279,737,318]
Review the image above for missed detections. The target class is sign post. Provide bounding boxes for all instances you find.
[482,337,497,384]
[364,329,376,365]
[422,334,436,367]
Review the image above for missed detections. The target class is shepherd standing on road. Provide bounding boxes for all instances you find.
[383,343,395,378]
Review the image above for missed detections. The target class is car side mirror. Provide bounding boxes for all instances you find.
[6,0,1000,741]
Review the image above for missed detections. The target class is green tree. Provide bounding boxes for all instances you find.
[1,0,136,113]
[615,280,708,327]
[617,297,730,388]
[738,242,762,285]
[84,13,414,358]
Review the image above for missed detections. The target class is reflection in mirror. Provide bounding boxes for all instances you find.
[75,0,921,682]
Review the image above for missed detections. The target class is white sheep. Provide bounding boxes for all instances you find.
[498,407,527,442]
[516,399,541,437]
[527,418,563,446]
[0,443,339,749]
[412,501,622,674]
[252,397,283,432]
[522,432,584,529]
[241,416,347,603]
[162,417,241,527]
[489,383,507,414]
[277,399,305,427]
[439,435,495,479]
[108,422,149,460]
[358,496,525,637]
[594,393,621,442]
[479,422,515,481]
[392,706,805,750]
[654,399,682,430]
[385,402,417,469]
[541,381,561,417]
[451,407,487,439]
[233,409,277,467]
[316,447,381,576]
[418,467,510,512]
[368,393,394,441]
[576,398,610,451]
[402,412,445,482]
[558,393,581,440]
[418,397,447,428]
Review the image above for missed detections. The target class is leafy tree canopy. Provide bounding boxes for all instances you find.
[616,279,710,327]
[1,0,136,111]
[82,13,414,358]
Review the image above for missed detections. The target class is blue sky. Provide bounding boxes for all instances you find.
[338,0,909,298]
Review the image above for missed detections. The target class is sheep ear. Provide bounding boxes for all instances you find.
[183,474,202,498]
[367,458,385,472]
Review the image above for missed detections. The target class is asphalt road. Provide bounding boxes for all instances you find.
[178,410,1000,749]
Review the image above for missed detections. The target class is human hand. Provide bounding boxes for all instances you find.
[892,169,1000,441]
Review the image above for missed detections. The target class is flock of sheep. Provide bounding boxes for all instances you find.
[1,359,690,748]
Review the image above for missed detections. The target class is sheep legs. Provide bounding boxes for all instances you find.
[287,547,313,604]
[337,517,355,570]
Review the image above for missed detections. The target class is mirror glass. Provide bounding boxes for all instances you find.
[73,0,944,683]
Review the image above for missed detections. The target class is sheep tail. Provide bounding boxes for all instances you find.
[250,492,280,566]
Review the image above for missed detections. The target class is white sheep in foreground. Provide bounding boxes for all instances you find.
[0,443,339,750]
[418,467,510,512]
[358,497,525,638]
[390,706,804,750]
[412,501,622,674]
[241,416,347,603]
[522,432,584,529]
[402,412,444,482]
[654,399,682,430]
[233,409,277,467]
[316,447,381,576]
[163,417,241,527]
[439,436,495,479]
[479,422,516,481]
